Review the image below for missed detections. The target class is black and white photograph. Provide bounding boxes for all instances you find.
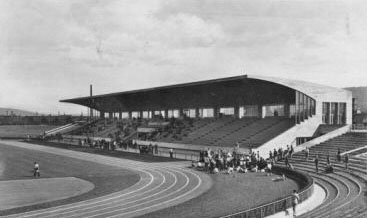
[0,0,366,217]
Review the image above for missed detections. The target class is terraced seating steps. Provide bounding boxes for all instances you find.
[158,117,294,148]
[278,132,367,218]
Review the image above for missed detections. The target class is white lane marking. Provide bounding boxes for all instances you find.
[106,169,203,218]
[11,169,154,218]
[318,172,363,217]
[83,168,181,218]
[49,169,170,218]
[84,169,191,218]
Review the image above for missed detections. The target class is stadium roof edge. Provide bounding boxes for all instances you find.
[60,74,350,103]
[60,75,249,102]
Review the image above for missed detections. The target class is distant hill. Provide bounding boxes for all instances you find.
[0,108,40,116]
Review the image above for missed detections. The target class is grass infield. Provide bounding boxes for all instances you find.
[0,143,140,216]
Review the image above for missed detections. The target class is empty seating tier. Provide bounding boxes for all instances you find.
[158,117,294,148]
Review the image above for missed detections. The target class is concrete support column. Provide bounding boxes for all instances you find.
[118,112,122,120]
[128,111,132,119]
[164,110,168,119]
[284,104,290,118]
[179,109,184,118]
[335,103,339,124]
[328,102,332,124]
[296,91,300,124]
[109,112,113,119]
[195,108,200,118]
[214,107,220,118]
[304,96,308,118]
[100,111,105,118]
[258,105,263,118]
[234,106,240,118]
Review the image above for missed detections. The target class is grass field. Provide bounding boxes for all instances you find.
[0,125,59,138]
[0,143,140,216]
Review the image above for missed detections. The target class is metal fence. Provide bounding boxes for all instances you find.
[47,136,200,161]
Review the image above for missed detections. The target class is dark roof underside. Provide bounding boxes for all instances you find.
[60,76,296,112]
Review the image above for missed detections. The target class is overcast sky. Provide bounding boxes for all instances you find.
[1,0,367,115]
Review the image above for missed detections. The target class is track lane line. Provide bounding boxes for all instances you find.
[53,168,172,218]
[82,168,181,218]
[106,168,203,218]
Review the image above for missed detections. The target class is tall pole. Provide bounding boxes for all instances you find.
[90,84,93,121]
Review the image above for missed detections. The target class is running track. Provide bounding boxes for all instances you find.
[0,140,213,218]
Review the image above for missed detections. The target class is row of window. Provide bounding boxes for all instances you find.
[99,104,301,119]
[295,91,316,123]
[322,102,347,125]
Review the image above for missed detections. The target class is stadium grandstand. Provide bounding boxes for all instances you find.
[59,75,353,158]
[2,74,367,218]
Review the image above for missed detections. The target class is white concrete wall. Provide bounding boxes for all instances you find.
[346,96,353,125]
[315,90,353,125]
[254,116,321,158]
[63,134,112,142]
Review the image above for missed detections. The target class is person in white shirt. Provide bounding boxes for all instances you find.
[292,190,300,217]
[266,161,272,176]
[33,162,40,177]
[169,148,174,158]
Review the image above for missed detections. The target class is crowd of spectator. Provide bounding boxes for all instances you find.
[76,137,162,156]
[193,147,273,175]
[192,144,297,178]
[307,146,350,173]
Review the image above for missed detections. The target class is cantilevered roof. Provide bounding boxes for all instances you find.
[60,75,350,112]
[249,75,350,100]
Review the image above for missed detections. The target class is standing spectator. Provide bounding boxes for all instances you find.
[290,145,294,158]
[326,154,330,165]
[291,190,300,216]
[204,155,209,171]
[337,148,341,162]
[155,144,158,154]
[269,150,273,160]
[345,153,349,169]
[278,148,283,161]
[315,155,319,172]
[33,162,40,177]
[274,149,278,162]
[266,159,272,176]
[285,156,290,168]
[305,147,310,161]
[169,148,174,158]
